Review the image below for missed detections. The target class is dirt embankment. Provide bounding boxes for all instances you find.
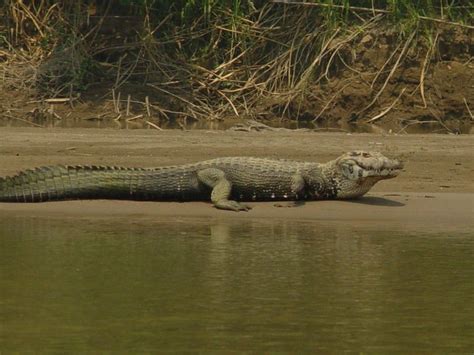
[0,128,472,231]
[1,22,472,133]
[268,26,474,134]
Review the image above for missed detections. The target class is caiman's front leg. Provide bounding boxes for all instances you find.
[197,168,251,212]
[275,173,307,208]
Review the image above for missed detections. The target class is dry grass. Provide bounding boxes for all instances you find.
[0,0,472,129]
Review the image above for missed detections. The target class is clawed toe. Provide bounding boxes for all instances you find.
[214,200,252,212]
[238,203,252,211]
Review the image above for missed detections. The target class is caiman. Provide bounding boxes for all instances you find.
[0,151,403,211]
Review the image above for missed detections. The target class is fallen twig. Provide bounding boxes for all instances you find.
[216,89,239,116]
[420,33,438,108]
[1,113,44,127]
[360,30,416,115]
[146,121,163,130]
[418,15,474,30]
[126,94,131,116]
[427,105,454,134]
[126,114,143,122]
[464,98,474,120]
[370,41,402,89]
[365,88,406,123]
[147,84,197,108]
[44,97,74,104]
[312,83,352,122]
[145,96,151,117]
[112,89,119,114]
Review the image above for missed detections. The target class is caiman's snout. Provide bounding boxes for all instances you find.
[338,151,403,181]
[329,150,404,199]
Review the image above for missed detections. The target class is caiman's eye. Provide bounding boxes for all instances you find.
[362,152,371,158]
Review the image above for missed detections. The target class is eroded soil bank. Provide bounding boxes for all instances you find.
[1,20,472,133]
[0,128,473,232]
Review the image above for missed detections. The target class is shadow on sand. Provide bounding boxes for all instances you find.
[348,196,405,207]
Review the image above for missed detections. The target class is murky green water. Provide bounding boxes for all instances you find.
[0,216,473,352]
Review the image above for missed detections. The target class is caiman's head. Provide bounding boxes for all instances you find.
[328,151,403,199]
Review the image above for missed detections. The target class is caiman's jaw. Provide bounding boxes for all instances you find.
[338,151,403,180]
[330,151,404,199]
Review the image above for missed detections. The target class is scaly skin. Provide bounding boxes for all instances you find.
[0,151,403,211]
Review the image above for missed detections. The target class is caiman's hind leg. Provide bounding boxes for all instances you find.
[197,168,251,212]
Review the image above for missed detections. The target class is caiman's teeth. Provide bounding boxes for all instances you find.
[361,167,401,177]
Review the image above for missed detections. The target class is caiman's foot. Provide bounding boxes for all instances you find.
[197,168,252,212]
[214,200,252,212]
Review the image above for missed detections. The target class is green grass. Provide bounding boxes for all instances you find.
[108,0,472,28]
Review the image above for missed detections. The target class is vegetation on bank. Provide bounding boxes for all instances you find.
[0,1,472,130]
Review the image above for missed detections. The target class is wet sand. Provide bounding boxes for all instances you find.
[0,128,473,232]
[0,193,472,232]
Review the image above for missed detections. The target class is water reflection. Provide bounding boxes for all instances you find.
[0,216,473,352]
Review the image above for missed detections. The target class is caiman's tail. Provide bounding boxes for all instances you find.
[0,165,155,202]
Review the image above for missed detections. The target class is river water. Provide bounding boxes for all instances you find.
[1,216,473,352]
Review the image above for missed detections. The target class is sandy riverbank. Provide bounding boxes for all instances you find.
[0,193,472,232]
[0,128,472,232]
